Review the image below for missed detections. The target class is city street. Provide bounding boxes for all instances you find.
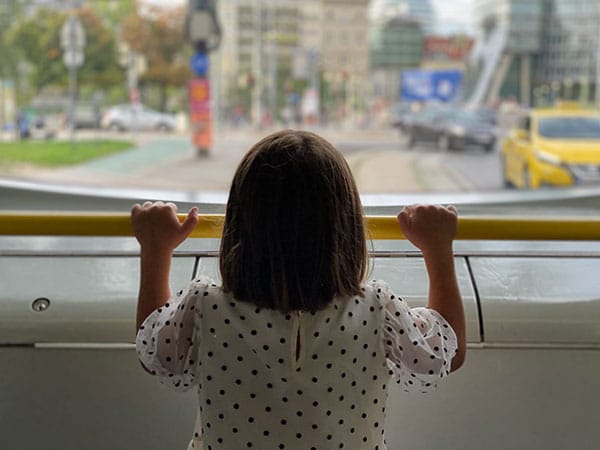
[2,127,505,194]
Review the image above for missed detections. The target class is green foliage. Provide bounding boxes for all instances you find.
[77,7,124,89]
[7,8,66,92]
[7,7,123,96]
[2,2,189,111]
[0,140,133,167]
[0,0,25,80]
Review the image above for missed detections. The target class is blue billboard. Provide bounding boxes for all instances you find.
[400,69,463,102]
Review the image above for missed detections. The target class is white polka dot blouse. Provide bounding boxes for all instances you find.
[137,277,458,449]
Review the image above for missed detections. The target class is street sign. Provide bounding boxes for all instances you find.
[63,50,84,69]
[400,69,463,102]
[61,16,86,69]
[60,16,86,49]
[190,52,209,76]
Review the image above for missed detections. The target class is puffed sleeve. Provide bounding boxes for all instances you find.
[135,280,205,392]
[370,280,458,393]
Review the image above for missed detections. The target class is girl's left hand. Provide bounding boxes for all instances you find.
[131,201,199,253]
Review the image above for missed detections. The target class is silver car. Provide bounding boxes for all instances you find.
[101,103,177,132]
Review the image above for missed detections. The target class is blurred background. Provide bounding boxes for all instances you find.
[1,0,599,194]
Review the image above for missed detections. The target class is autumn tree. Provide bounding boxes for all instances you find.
[121,4,191,111]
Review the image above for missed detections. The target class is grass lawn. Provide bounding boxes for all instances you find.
[0,140,134,167]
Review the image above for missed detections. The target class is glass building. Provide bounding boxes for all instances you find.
[467,0,600,107]
[369,17,424,69]
[369,0,435,34]
[369,0,434,100]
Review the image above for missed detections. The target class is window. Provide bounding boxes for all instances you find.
[2,3,600,449]
[0,0,599,209]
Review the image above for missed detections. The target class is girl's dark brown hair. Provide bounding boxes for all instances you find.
[219,129,368,313]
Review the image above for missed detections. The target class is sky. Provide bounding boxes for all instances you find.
[433,0,475,34]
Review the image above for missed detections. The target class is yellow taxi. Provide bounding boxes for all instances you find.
[501,102,600,188]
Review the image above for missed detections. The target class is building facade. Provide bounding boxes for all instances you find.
[370,0,435,34]
[215,0,371,124]
[467,0,600,107]
[215,0,302,121]
[368,0,434,102]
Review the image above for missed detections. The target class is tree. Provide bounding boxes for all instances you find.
[0,0,26,112]
[8,7,122,98]
[7,8,66,94]
[121,4,191,111]
[0,0,25,80]
[76,7,123,90]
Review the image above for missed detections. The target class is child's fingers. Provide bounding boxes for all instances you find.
[131,203,142,217]
[446,204,458,215]
[180,207,199,236]
[397,207,412,232]
[397,208,409,223]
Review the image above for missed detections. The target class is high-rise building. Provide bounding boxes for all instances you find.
[467,0,600,107]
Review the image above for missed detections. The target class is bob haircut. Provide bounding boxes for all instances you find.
[220,130,368,313]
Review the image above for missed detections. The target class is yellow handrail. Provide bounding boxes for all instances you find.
[1,212,600,240]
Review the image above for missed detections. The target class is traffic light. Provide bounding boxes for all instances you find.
[186,0,221,52]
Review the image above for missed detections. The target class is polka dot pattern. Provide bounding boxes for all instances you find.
[136,277,458,449]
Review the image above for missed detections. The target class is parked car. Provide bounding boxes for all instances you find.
[67,103,102,129]
[436,111,497,152]
[501,102,600,188]
[101,104,177,132]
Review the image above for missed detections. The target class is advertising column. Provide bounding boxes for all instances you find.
[189,52,212,156]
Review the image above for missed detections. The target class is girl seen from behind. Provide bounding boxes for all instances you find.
[131,130,466,449]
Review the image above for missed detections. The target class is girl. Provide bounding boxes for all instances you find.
[131,130,466,450]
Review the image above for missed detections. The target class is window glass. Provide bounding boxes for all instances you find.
[0,0,599,215]
[538,116,600,139]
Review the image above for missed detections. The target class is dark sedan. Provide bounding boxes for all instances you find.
[437,111,497,152]
[402,106,455,147]
[402,108,497,152]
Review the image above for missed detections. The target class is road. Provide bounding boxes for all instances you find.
[1,127,505,193]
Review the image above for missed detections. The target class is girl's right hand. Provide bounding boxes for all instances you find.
[397,204,458,254]
[131,201,198,253]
